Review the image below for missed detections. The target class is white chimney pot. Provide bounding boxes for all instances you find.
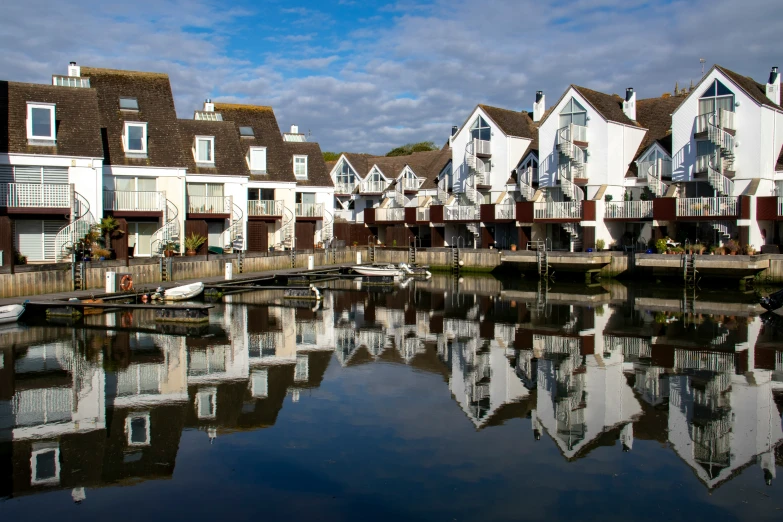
[291,124,299,134]
[623,88,637,121]
[204,99,214,112]
[533,92,545,123]
[766,67,780,106]
[68,62,80,77]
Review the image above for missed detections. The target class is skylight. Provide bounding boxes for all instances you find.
[119,97,139,110]
[239,126,254,137]
[194,111,223,121]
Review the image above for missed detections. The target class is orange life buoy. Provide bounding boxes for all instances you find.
[119,274,133,292]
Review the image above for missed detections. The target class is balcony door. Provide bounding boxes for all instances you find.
[698,79,735,116]
[127,222,157,257]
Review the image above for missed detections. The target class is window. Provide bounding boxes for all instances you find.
[31,444,60,486]
[196,388,217,419]
[699,79,735,115]
[123,122,147,154]
[559,98,587,128]
[251,369,268,398]
[119,97,139,110]
[239,126,254,137]
[126,413,150,446]
[114,176,156,192]
[248,146,267,172]
[27,103,56,141]
[195,136,215,164]
[336,159,357,187]
[294,155,308,179]
[470,115,491,141]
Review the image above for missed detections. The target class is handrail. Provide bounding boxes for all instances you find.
[295,203,323,217]
[187,195,230,214]
[534,201,582,219]
[0,183,71,208]
[605,201,653,219]
[104,190,164,212]
[151,195,180,256]
[247,200,283,216]
[676,197,738,217]
[55,190,95,261]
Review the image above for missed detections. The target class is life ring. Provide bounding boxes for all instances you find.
[141,294,149,303]
[119,275,133,292]
[121,312,133,328]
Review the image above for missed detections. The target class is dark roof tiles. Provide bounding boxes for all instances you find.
[716,65,781,110]
[285,141,333,187]
[573,86,637,126]
[178,119,249,176]
[478,105,537,139]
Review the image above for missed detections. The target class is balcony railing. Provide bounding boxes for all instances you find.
[247,199,283,216]
[445,206,480,220]
[400,178,423,191]
[334,182,355,194]
[188,195,231,214]
[104,190,164,212]
[534,201,582,220]
[375,207,404,221]
[334,208,353,221]
[360,180,387,193]
[696,109,736,133]
[417,207,430,221]
[494,203,516,220]
[0,183,71,208]
[605,200,653,219]
[676,197,738,217]
[296,203,323,217]
[473,139,491,156]
[557,123,588,145]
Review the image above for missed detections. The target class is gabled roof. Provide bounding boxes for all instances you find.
[178,119,249,176]
[715,65,781,110]
[632,93,687,158]
[420,146,452,190]
[80,67,188,168]
[477,104,537,139]
[572,86,638,126]
[213,103,294,183]
[0,81,103,157]
[285,141,333,188]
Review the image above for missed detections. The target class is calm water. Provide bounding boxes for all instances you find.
[1,275,782,521]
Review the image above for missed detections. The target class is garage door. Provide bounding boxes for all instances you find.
[14,220,64,262]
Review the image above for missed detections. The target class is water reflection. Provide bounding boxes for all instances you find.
[0,279,781,508]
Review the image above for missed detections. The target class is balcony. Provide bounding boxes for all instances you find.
[334,182,355,194]
[360,180,387,194]
[445,206,480,221]
[334,208,353,221]
[375,207,405,222]
[472,138,491,157]
[533,201,582,220]
[676,197,738,218]
[104,190,164,212]
[696,109,736,134]
[400,178,424,191]
[188,195,231,215]
[0,183,71,209]
[247,199,283,216]
[296,203,323,218]
[557,123,588,146]
[494,203,516,220]
[605,201,653,220]
[417,207,430,221]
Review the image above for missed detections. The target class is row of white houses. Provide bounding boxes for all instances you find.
[328,63,783,251]
[0,62,335,265]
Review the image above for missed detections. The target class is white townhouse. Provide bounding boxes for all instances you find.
[0,64,105,265]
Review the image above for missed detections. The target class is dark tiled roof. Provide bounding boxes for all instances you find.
[716,65,781,110]
[285,141,333,187]
[341,153,372,177]
[340,148,450,191]
[214,103,294,183]
[625,94,686,176]
[420,147,452,190]
[0,81,103,157]
[573,86,637,126]
[80,67,188,167]
[178,119,249,176]
[478,105,537,138]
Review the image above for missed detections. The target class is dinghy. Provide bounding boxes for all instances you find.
[760,288,783,314]
[163,282,205,301]
[353,264,404,277]
[0,304,25,325]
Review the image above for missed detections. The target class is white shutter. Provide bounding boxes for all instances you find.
[43,221,63,261]
[0,166,13,183]
[15,220,44,262]
[42,167,69,184]
[14,166,43,183]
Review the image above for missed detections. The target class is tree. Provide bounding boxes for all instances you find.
[322,151,341,162]
[385,141,437,157]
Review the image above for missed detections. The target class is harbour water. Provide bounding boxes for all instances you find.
[0,276,782,521]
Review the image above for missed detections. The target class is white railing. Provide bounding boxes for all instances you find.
[0,183,71,208]
[534,201,582,219]
[334,182,355,194]
[417,207,430,221]
[375,207,404,221]
[495,203,516,220]
[695,114,711,134]
[361,180,387,193]
[188,195,230,214]
[247,199,282,216]
[707,164,734,197]
[334,208,353,221]
[445,206,480,220]
[296,203,323,217]
[720,109,736,131]
[695,154,710,173]
[557,123,588,145]
[605,200,653,219]
[400,178,423,191]
[473,139,491,156]
[52,75,90,88]
[103,190,164,212]
[638,158,671,197]
[676,197,738,217]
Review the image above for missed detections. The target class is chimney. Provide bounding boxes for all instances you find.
[291,124,299,134]
[533,91,545,122]
[623,87,636,121]
[766,66,780,106]
[68,61,80,77]
[451,125,459,137]
[203,98,214,112]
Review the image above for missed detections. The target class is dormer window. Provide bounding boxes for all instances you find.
[119,97,139,110]
[248,147,267,172]
[195,136,215,164]
[123,122,147,154]
[239,126,254,137]
[27,103,56,142]
[294,155,308,179]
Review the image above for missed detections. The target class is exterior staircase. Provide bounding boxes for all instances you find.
[281,205,296,250]
[223,198,244,252]
[151,197,181,256]
[713,221,731,240]
[322,208,334,246]
[56,191,96,262]
[641,159,670,197]
[705,111,735,197]
[517,166,536,201]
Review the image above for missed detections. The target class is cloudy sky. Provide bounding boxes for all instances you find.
[3,0,780,154]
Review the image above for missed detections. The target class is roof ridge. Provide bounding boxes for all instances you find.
[80,66,169,78]
[213,102,273,111]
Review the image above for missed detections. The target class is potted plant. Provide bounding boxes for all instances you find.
[725,239,739,255]
[596,239,605,251]
[655,238,667,254]
[92,247,111,261]
[184,232,207,256]
[99,216,120,251]
[510,243,517,252]
[164,241,179,257]
[604,194,613,202]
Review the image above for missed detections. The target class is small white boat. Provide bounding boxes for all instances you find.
[353,265,404,277]
[0,304,25,324]
[163,282,205,301]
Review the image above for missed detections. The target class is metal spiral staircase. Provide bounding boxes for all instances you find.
[556,125,586,202]
[645,162,668,197]
[224,200,244,252]
[322,208,333,245]
[705,111,735,197]
[56,191,96,261]
[436,180,450,205]
[151,197,181,256]
[517,167,535,201]
[281,204,296,249]
[463,139,484,245]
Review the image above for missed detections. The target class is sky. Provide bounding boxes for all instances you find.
[3,0,781,154]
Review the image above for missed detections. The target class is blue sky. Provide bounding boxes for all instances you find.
[3,0,781,154]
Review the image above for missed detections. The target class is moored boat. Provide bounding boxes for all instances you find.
[353,265,404,277]
[163,282,205,301]
[0,304,25,324]
[760,288,783,313]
